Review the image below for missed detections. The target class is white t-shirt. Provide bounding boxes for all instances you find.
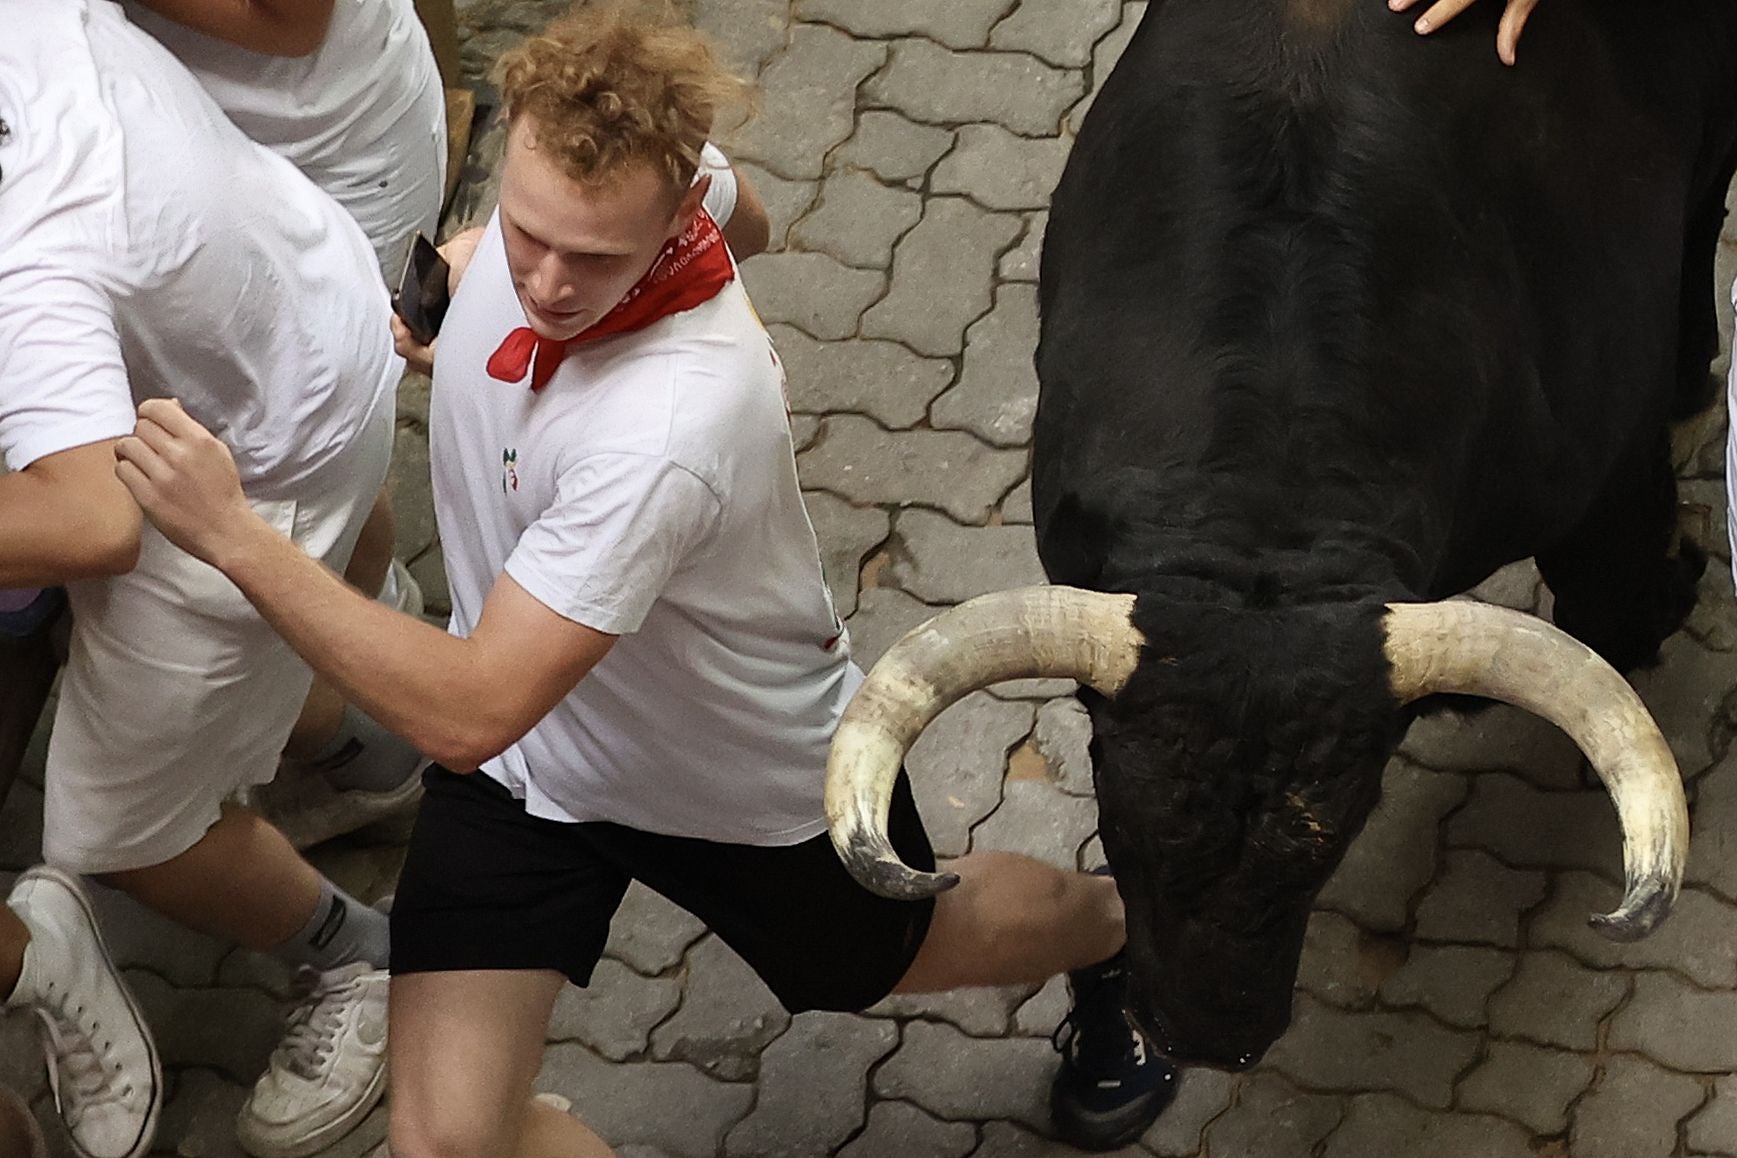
[430,212,860,845]
[0,0,398,493]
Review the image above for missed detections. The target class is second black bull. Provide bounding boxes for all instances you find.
[823,0,1737,1069]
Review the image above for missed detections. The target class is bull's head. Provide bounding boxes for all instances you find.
[825,588,1687,1068]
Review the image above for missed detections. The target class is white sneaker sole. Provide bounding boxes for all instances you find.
[235,1057,388,1158]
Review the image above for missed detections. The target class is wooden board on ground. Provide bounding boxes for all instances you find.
[444,87,477,213]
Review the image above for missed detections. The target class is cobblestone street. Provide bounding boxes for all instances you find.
[9,0,1737,1155]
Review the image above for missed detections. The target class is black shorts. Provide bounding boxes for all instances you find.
[390,766,938,1014]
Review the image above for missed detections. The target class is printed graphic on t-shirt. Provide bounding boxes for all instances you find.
[502,448,520,494]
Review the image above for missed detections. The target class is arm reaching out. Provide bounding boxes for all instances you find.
[1390,0,1542,66]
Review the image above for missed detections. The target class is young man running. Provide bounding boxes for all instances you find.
[116,6,1176,1154]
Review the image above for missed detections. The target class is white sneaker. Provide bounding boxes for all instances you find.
[5,867,160,1158]
[236,962,388,1158]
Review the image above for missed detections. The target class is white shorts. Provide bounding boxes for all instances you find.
[41,400,394,874]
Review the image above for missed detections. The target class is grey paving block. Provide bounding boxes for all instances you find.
[805,490,892,618]
[1202,1072,1342,1158]
[989,0,1124,68]
[604,883,708,976]
[125,970,282,1086]
[1262,995,1480,1109]
[1465,558,1542,611]
[731,26,887,179]
[1011,974,1071,1037]
[1685,559,1737,651]
[773,325,955,428]
[1141,1067,1238,1157]
[791,414,822,452]
[845,586,940,670]
[865,41,1085,136]
[971,779,1100,867]
[1319,1093,1534,1158]
[732,161,818,252]
[1296,911,1383,1010]
[863,198,1024,357]
[998,213,1047,284]
[722,1013,897,1157]
[154,1067,250,1158]
[1443,774,1623,878]
[1609,972,1737,1072]
[888,509,1047,603]
[1316,760,1468,932]
[650,936,790,1081]
[1570,1054,1706,1158]
[536,1042,754,1158]
[547,958,684,1061]
[906,691,1036,858]
[971,1121,1147,1156]
[933,126,1073,212]
[740,251,886,340]
[799,416,1029,525]
[1685,1074,1737,1157]
[932,283,1041,447]
[791,169,924,269]
[1411,849,1548,949]
[867,983,1039,1039]
[834,113,956,183]
[1398,703,1585,790]
[1687,747,1737,901]
[988,679,1078,701]
[1453,1040,1592,1135]
[796,0,1018,48]
[1529,873,1737,989]
[837,1101,977,1158]
[692,0,788,76]
[1486,950,1628,1051]
[389,424,438,563]
[1378,944,1516,1029]
[872,1020,1056,1127]
[1627,630,1737,777]
[1032,697,1093,797]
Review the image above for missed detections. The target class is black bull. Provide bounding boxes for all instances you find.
[1031,0,1737,1067]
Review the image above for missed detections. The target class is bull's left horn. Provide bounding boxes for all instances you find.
[1383,601,1688,941]
[826,586,1143,900]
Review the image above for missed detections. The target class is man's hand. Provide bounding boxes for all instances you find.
[394,226,487,375]
[114,399,266,568]
[1390,0,1541,65]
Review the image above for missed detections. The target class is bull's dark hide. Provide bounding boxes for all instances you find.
[1034,0,1737,1067]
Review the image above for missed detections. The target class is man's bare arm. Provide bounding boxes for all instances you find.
[130,0,336,56]
[0,441,141,587]
[1390,0,1542,65]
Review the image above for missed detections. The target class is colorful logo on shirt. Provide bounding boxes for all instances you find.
[502,449,520,494]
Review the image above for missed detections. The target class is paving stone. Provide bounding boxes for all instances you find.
[1486,950,1628,1051]
[1263,995,1480,1109]
[83,886,229,990]
[989,0,1124,68]
[1685,559,1737,651]
[405,537,451,618]
[846,586,941,670]
[395,369,430,428]
[605,883,709,976]
[547,958,684,1061]
[970,1121,1146,1156]
[933,126,1073,213]
[1628,630,1737,777]
[865,41,1085,136]
[1296,911,1383,1010]
[799,416,1030,525]
[1320,1093,1535,1158]
[834,113,956,184]
[840,1102,977,1158]
[873,1019,1056,1127]
[1399,703,1586,789]
[988,678,1079,701]
[796,0,1017,48]
[733,161,818,252]
[155,1067,250,1158]
[125,970,282,1085]
[1002,476,1034,523]
[1465,558,1543,611]
[1530,873,1737,989]
[1011,974,1071,1037]
[1379,944,1515,1029]
[868,984,1039,1039]
[0,1016,46,1100]
[1067,2,1148,133]
[1571,1054,1706,1158]
[906,691,1036,858]
[650,936,790,1081]
[1685,1074,1737,1157]
[1141,1067,1238,1157]
[1444,774,1624,880]
[1032,697,1093,796]
[932,284,1041,447]
[390,424,437,563]
[790,169,924,269]
[1682,478,1731,562]
[537,1042,754,1158]
[1687,746,1737,901]
[773,325,954,427]
[888,509,1048,603]
[998,213,1047,283]
[805,490,891,618]
[1454,1040,1593,1135]
[1609,971,1737,1072]
[1202,1072,1342,1158]
[723,1013,898,1157]
[1411,849,1549,949]
[739,252,885,340]
[972,779,1100,867]
[730,26,887,179]
[863,198,1024,357]
[790,414,822,452]
[692,0,787,76]
[1316,760,1469,932]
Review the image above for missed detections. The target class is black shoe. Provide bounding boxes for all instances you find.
[1050,950,1179,1151]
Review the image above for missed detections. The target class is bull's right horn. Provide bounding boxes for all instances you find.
[1383,601,1688,941]
[825,586,1143,901]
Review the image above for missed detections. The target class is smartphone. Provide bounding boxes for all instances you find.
[392,232,451,346]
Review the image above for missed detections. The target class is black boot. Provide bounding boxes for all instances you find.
[1050,941,1178,1149]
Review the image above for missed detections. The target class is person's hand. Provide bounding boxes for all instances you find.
[391,312,437,376]
[390,225,486,376]
[113,399,264,568]
[1390,0,1541,65]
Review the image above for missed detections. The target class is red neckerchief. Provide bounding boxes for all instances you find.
[487,209,734,393]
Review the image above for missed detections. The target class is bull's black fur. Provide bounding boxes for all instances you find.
[1035,0,1737,1066]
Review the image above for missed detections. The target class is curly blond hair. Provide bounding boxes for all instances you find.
[496,2,750,196]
